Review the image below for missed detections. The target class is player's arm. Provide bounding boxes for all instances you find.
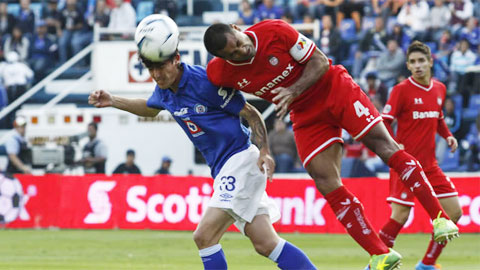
[239,102,275,180]
[437,117,458,152]
[8,154,30,173]
[89,90,161,117]
[272,48,330,118]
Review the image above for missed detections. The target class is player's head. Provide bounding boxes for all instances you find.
[406,41,433,80]
[203,23,255,62]
[139,50,182,89]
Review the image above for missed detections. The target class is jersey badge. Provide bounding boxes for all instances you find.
[296,38,307,50]
[269,55,279,66]
[383,104,391,114]
[237,78,251,89]
[437,97,442,106]
[194,104,207,114]
[414,98,423,104]
[182,118,205,137]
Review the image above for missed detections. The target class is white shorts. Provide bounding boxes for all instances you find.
[209,145,281,234]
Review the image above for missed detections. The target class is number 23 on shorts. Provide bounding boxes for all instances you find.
[219,176,236,191]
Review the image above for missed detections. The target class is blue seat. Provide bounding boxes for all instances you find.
[136,1,153,23]
[425,41,437,54]
[451,94,463,109]
[362,17,375,32]
[463,94,480,119]
[30,3,43,20]
[440,151,460,172]
[340,18,357,42]
[7,3,20,16]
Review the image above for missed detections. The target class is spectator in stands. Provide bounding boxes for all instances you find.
[437,97,462,163]
[16,0,35,37]
[337,0,366,32]
[465,115,480,171]
[427,0,451,42]
[28,20,57,83]
[0,1,16,40]
[388,23,411,52]
[237,0,255,25]
[42,0,62,39]
[79,122,108,174]
[108,0,136,31]
[459,17,480,49]
[318,14,342,63]
[449,0,473,37]
[254,0,284,23]
[449,39,477,93]
[397,0,430,41]
[280,12,293,24]
[268,118,298,173]
[5,116,31,174]
[363,72,388,106]
[0,51,33,127]
[322,0,342,26]
[86,0,110,29]
[295,0,323,20]
[353,17,388,79]
[58,0,87,64]
[371,0,403,23]
[376,39,406,89]
[3,25,30,62]
[155,156,171,175]
[300,14,315,38]
[154,0,177,20]
[112,149,141,174]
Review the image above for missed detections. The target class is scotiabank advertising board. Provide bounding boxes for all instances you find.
[3,175,480,233]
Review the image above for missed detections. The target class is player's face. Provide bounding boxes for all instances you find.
[217,30,255,62]
[146,57,180,89]
[407,51,433,81]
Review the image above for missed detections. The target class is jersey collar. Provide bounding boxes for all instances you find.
[226,31,258,66]
[408,76,433,91]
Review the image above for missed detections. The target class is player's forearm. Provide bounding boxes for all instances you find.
[437,118,453,139]
[111,96,160,117]
[240,103,270,152]
[8,154,26,171]
[289,49,329,96]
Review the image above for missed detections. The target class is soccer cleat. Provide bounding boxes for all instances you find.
[432,212,459,243]
[415,261,442,270]
[368,248,402,270]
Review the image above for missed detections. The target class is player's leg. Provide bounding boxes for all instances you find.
[360,123,459,242]
[193,207,235,270]
[306,143,392,256]
[417,196,462,270]
[244,214,316,270]
[379,203,411,248]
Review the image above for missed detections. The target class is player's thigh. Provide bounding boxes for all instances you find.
[305,142,343,195]
[439,196,462,223]
[194,207,235,247]
[245,214,280,256]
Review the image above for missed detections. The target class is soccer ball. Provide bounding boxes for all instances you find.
[0,174,23,224]
[135,14,179,62]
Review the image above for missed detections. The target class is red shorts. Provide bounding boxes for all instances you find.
[290,65,382,167]
[386,164,458,206]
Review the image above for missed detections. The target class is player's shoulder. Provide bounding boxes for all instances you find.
[431,78,447,92]
[206,57,228,85]
[391,79,410,94]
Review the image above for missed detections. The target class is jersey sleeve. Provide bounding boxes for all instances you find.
[146,87,165,110]
[206,58,224,87]
[273,20,316,64]
[382,85,402,120]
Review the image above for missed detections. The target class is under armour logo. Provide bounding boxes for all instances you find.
[237,78,251,89]
[340,199,351,205]
[414,98,423,104]
[409,181,421,192]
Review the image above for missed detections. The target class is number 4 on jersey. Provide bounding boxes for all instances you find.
[354,100,375,122]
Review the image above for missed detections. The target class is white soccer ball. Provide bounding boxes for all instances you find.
[0,174,23,224]
[135,14,179,62]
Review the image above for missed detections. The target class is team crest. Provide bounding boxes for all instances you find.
[296,38,306,50]
[383,104,391,114]
[194,104,207,114]
[437,97,442,105]
[269,56,279,66]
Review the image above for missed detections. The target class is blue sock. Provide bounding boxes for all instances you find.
[199,244,227,270]
[268,239,317,270]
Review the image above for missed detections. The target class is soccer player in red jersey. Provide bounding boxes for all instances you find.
[203,20,458,269]
[379,41,462,270]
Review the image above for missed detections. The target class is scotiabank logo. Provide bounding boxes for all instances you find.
[84,181,116,224]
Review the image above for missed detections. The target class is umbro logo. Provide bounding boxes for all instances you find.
[237,78,251,89]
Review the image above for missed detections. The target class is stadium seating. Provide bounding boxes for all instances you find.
[440,150,460,172]
[339,18,357,43]
[136,1,153,23]
[463,94,480,119]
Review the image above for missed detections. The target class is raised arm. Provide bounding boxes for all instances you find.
[239,102,275,180]
[88,90,161,117]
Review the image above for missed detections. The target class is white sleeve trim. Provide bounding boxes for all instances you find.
[289,33,316,64]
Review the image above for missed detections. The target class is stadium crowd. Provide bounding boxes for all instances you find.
[0,0,478,174]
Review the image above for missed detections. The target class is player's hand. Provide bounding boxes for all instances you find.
[258,152,275,182]
[88,90,113,108]
[271,86,299,119]
[446,136,458,153]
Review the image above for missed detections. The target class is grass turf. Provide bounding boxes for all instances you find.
[0,230,478,269]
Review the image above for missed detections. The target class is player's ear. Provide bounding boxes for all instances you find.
[230,24,241,31]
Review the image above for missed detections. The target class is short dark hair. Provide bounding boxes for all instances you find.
[88,122,97,131]
[203,23,233,56]
[407,40,431,61]
[139,49,178,69]
[126,149,135,156]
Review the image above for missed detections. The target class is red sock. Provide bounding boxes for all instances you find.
[325,186,389,255]
[422,233,447,265]
[379,218,403,248]
[387,150,449,220]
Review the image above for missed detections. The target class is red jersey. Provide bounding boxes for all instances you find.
[207,20,317,107]
[382,77,447,168]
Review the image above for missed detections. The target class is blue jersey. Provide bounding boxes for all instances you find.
[147,63,251,178]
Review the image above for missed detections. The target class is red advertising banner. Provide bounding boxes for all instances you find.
[4,175,480,233]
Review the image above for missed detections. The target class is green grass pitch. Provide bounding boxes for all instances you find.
[0,230,478,269]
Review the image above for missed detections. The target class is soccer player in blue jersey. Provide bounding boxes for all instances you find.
[88,53,316,270]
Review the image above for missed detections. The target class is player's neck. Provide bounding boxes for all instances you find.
[411,74,431,86]
[168,65,184,93]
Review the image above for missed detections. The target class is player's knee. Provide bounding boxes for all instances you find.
[193,229,212,249]
[391,208,410,224]
[448,208,463,224]
[252,239,277,257]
